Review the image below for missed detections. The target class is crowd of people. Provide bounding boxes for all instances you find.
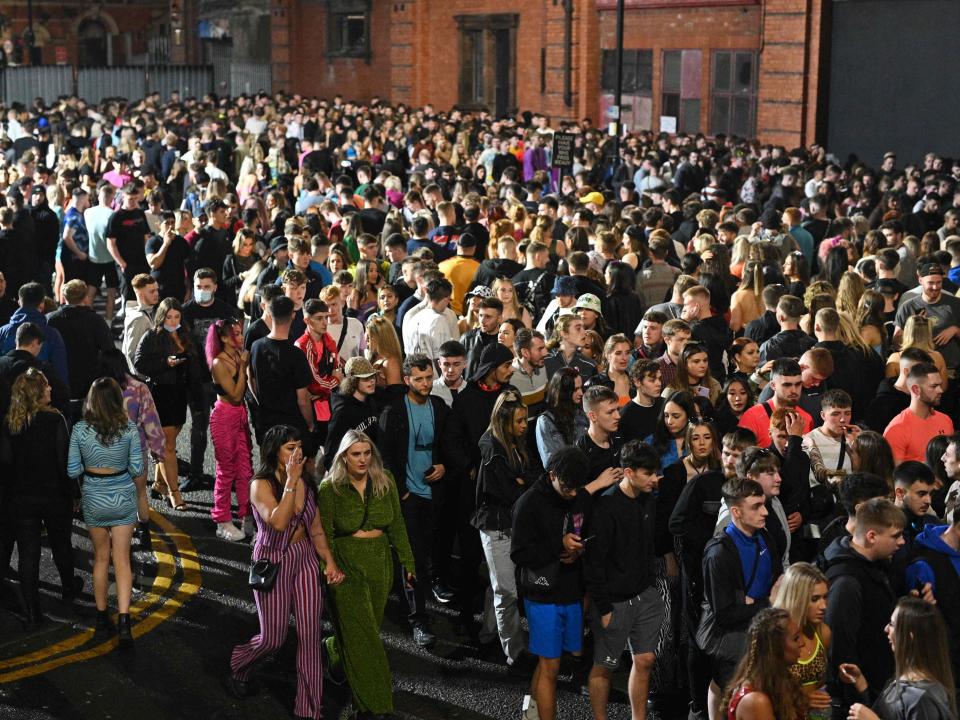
[0,90,958,720]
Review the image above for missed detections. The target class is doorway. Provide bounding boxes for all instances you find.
[78,18,109,66]
[456,14,517,117]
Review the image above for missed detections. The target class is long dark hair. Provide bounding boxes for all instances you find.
[650,390,697,456]
[256,424,314,501]
[820,245,849,288]
[83,377,130,446]
[670,342,714,394]
[605,260,635,297]
[890,598,957,717]
[98,347,137,386]
[544,368,581,444]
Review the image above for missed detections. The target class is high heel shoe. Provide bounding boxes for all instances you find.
[150,478,168,499]
[117,613,133,649]
[167,489,188,512]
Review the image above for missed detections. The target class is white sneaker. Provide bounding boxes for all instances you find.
[521,695,540,720]
[216,522,245,542]
[241,515,256,538]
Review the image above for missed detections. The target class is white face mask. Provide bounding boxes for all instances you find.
[195,288,213,303]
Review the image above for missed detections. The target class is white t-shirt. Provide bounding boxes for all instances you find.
[326,317,365,359]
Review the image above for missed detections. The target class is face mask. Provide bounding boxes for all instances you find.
[195,289,213,303]
[164,323,180,333]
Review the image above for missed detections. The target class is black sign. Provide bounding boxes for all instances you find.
[551,132,576,169]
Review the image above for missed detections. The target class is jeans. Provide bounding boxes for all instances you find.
[188,382,216,476]
[399,493,435,623]
[479,529,526,662]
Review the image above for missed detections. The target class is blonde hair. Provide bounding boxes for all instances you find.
[365,315,403,362]
[324,430,393,499]
[773,562,828,636]
[5,368,52,435]
[492,277,523,318]
[901,314,936,353]
[836,271,865,317]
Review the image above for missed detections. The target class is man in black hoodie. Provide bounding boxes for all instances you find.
[681,284,732,382]
[585,441,665,720]
[511,446,592,720]
[823,498,905,718]
[670,429,755,719]
[322,356,380,470]
[864,347,931,432]
[447,343,517,632]
[696,477,783,719]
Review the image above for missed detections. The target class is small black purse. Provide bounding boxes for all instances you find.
[248,514,298,592]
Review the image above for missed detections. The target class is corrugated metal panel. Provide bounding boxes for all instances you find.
[146,65,213,101]
[77,66,144,103]
[2,66,73,106]
[230,62,271,96]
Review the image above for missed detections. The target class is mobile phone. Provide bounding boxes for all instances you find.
[581,535,596,544]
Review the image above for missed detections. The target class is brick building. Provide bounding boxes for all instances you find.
[274,0,958,162]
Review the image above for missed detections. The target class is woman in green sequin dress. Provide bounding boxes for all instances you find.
[318,429,416,719]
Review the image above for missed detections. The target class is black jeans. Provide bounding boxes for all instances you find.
[399,492,437,623]
[15,496,75,615]
[188,382,216,476]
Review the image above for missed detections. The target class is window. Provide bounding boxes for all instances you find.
[710,50,758,137]
[600,50,653,95]
[327,0,370,57]
[661,50,701,133]
[456,14,518,116]
[460,29,485,105]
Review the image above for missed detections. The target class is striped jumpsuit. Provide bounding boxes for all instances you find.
[231,488,324,719]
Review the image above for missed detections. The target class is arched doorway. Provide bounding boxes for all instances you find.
[78,18,108,66]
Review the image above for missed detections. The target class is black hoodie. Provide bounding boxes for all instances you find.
[823,536,896,711]
[864,376,910,433]
[471,257,524,289]
[322,389,379,470]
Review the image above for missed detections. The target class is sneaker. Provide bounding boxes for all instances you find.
[431,580,454,603]
[216,522,245,542]
[241,515,256,538]
[521,695,540,720]
[412,622,436,648]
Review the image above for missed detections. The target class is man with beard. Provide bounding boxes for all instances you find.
[739,358,813,447]
[884,362,954,464]
[895,262,960,374]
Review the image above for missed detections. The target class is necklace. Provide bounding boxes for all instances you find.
[686,455,708,475]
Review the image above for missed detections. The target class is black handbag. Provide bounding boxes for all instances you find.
[248,558,281,592]
[248,513,299,592]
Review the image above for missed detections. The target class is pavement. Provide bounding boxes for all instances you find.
[0,302,644,720]
[0,415,651,720]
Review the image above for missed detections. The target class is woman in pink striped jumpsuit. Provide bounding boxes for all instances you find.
[206,319,255,541]
[229,425,345,719]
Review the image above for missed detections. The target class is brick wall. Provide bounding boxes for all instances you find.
[596,3,762,133]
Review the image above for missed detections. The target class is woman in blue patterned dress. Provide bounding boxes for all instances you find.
[68,377,143,647]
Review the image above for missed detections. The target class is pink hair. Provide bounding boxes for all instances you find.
[204,319,239,369]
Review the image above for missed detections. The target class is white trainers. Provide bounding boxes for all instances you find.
[521,695,540,720]
[242,515,256,538]
[216,522,245,542]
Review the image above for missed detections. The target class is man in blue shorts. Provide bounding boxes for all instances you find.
[511,446,591,720]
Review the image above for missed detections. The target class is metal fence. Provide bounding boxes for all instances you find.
[0,65,215,106]
[1,66,73,106]
[230,62,272,96]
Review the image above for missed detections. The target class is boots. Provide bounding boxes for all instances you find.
[95,609,115,638]
[117,613,133,649]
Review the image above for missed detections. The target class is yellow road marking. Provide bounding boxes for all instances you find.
[0,510,202,682]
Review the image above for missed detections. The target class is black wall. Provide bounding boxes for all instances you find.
[826,0,960,166]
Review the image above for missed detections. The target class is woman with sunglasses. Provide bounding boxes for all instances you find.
[205,318,253,542]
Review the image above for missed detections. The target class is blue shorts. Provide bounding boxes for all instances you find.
[524,599,583,659]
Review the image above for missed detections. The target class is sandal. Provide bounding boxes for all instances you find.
[150,480,167,499]
[167,490,189,512]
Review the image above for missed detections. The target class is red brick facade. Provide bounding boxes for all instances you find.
[268,0,824,147]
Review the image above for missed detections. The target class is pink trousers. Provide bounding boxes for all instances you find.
[209,399,253,523]
[231,539,324,718]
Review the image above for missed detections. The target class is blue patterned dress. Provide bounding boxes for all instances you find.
[68,420,143,528]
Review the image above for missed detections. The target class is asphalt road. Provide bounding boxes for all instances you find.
[0,414,651,720]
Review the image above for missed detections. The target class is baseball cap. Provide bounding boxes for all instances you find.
[269,236,288,255]
[575,293,603,315]
[579,191,605,207]
[919,262,944,278]
[466,285,493,300]
[344,357,378,378]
